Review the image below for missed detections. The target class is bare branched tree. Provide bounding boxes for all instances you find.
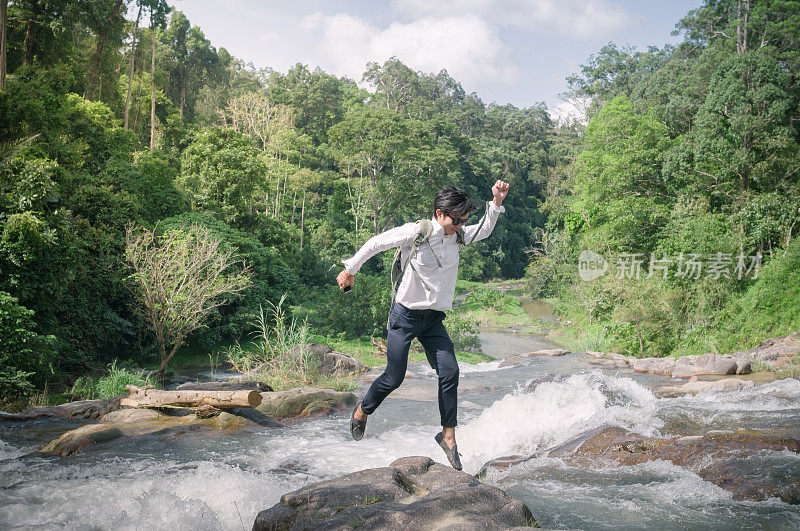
[125,223,252,381]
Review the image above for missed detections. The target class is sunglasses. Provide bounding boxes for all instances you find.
[446,212,470,226]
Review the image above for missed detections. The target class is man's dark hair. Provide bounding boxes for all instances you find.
[433,186,477,218]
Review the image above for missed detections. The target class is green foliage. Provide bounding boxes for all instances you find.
[571,96,672,255]
[96,360,147,399]
[709,235,800,352]
[445,312,481,353]
[460,288,519,313]
[0,291,56,398]
[178,127,267,230]
[311,274,393,339]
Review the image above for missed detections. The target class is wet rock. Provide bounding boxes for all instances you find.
[632,357,676,376]
[520,348,570,357]
[211,408,282,428]
[39,424,123,457]
[524,374,567,392]
[253,456,535,530]
[9,397,122,421]
[256,387,357,420]
[477,455,537,478]
[543,425,800,503]
[672,354,738,378]
[176,380,273,392]
[657,377,755,397]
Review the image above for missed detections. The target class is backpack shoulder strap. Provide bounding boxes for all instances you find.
[416,219,433,244]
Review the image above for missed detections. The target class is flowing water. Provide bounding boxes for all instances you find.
[2,324,800,529]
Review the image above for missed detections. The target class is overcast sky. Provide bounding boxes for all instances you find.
[172,0,702,117]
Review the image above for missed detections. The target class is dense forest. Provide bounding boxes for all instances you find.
[0,0,798,402]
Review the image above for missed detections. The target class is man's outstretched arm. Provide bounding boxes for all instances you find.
[462,180,510,244]
[336,223,417,290]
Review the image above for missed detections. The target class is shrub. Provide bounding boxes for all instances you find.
[445,311,482,352]
[311,274,393,339]
[0,291,56,398]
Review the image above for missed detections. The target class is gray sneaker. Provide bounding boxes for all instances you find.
[435,432,462,470]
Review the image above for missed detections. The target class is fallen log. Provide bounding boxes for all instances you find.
[121,385,262,409]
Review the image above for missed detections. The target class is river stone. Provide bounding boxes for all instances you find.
[657,377,755,397]
[39,423,123,457]
[477,455,537,478]
[256,387,357,420]
[672,354,738,378]
[521,348,570,357]
[175,380,273,392]
[253,456,536,530]
[541,425,800,503]
[9,397,122,421]
[632,357,676,376]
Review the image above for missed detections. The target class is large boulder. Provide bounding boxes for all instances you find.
[734,332,800,369]
[38,423,123,457]
[632,357,676,376]
[253,456,535,530]
[6,397,122,421]
[672,354,739,378]
[541,425,800,503]
[256,387,357,420]
[300,343,369,376]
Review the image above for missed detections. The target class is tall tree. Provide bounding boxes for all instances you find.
[123,3,143,130]
[126,223,251,381]
[84,0,125,100]
[0,0,6,88]
[147,2,168,150]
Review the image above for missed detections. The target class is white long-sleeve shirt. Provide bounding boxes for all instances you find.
[342,201,505,311]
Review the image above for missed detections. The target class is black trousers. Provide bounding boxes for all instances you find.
[361,302,459,427]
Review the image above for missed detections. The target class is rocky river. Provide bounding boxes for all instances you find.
[1,308,799,529]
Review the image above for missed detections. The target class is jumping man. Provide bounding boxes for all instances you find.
[336,180,510,470]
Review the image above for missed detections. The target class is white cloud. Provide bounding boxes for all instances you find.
[391,0,632,38]
[300,12,519,86]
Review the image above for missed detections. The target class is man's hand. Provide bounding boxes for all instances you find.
[337,269,355,290]
[492,180,510,207]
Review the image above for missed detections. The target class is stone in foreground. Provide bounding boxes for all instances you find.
[545,425,800,503]
[253,456,535,530]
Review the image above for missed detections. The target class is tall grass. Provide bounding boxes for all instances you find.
[227,295,318,390]
[69,360,148,400]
